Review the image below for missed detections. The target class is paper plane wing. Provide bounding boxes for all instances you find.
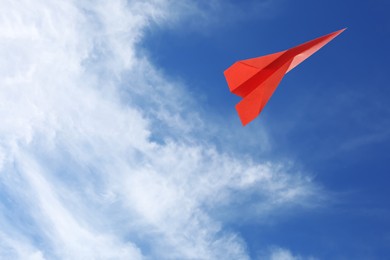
[224,51,286,98]
[235,59,293,126]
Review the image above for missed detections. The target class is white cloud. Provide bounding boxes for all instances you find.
[0,0,322,259]
[149,0,287,32]
[259,247,318,260]
[270,248,298,260]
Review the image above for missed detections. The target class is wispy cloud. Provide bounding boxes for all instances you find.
[258,247,318,260]
[0,0,321,258]
[153,0,287,32]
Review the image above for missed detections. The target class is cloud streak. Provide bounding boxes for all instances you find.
[0,0,321,259]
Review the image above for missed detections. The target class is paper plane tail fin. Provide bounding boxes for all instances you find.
[236,59,293,126]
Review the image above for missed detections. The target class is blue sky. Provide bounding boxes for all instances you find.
[0,0,389,259]
[143,1,390,258]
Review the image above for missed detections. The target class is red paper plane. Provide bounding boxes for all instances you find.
[224,28,346,126]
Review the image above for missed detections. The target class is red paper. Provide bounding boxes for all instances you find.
[224,28,346,126]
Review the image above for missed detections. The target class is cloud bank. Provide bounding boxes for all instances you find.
[0,0,320,259]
